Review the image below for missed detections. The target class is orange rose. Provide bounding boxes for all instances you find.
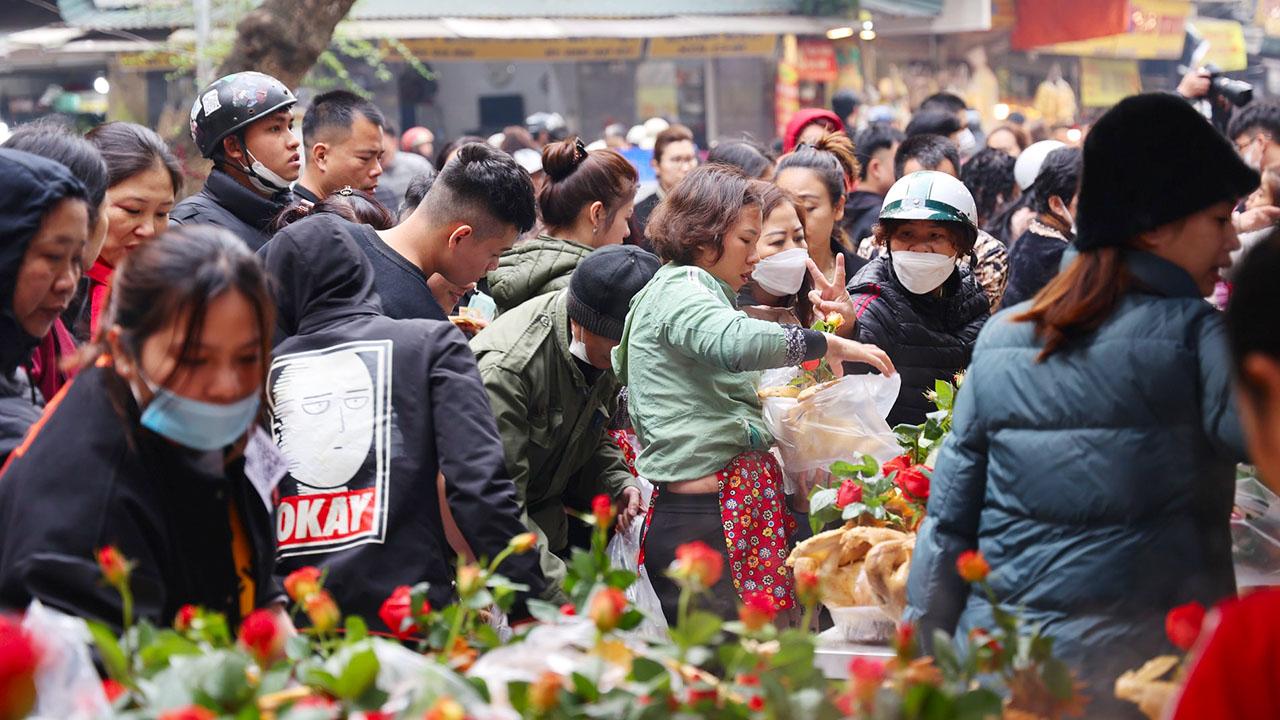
[671,541,723,589]
[283,566,322,603]
[591,494,614,528]
[587,587,627,632]
[528,671,563,712]
[96,546,130,588]
[423,696,466,720]
[794,569,821,608]
[304,591,341,633]
[955,550,990,584]
[738,591,777,632]
[508,532,538,554]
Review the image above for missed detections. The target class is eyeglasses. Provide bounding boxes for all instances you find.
[1236,134,1271,153]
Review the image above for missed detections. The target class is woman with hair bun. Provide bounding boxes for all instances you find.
[774,130,868,287]
[488,136,639,315]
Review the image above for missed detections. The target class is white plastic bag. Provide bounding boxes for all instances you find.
[1232,473,1280,589]
[760,370,902,479]
[22,600,112,720]
[605,477,668,639]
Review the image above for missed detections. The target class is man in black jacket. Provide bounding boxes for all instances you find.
[170,72,302,250]
[261,215,546,626]
[293,90,386,205]
[842,125,903,247]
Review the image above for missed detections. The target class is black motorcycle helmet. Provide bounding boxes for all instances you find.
[190,71,296,159]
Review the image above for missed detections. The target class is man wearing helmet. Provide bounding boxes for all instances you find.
[171,71,301,250]
[814,171,991,427]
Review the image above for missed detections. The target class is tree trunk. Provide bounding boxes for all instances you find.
[214,0,360,87]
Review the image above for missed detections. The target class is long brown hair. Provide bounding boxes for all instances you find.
[1013,246,1132,360]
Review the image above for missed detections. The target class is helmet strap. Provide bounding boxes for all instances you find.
[232,131,291,195]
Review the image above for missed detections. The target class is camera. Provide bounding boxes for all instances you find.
[1204,63,1254,107]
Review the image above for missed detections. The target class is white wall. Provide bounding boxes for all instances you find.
[429,60,573,140]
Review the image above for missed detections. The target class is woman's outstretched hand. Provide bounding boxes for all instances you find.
[822,334,895,377]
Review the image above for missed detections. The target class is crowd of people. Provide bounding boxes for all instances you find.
[0,67,1278,719]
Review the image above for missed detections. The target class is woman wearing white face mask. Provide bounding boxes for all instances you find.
[1001,146,1083,309]
[737,182,819,326]
[0,225,286,633]
[825,171,990,426]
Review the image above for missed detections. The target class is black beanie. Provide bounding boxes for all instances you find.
[566,245,660,340]
[1075,93,1259,251]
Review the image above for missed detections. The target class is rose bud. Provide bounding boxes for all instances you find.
[794,569,821,608]
[835,479,863,509]
[283,566,322,603]
[0,616,40,720]
[670,541,723,589]
[955,550,990,584]
[591,494,614,528]
[588,587,628,632]
[455,564,483,597]
[508,532,538,554]
[378,585,422,640]
[237,609,286,666]
[96,546,130,588]
[1166,601,1208,652]
[423,696,465,720]
[738,591,778,632]
[529,670,563,712]
[174,604,198,633]
[304,591,341,633]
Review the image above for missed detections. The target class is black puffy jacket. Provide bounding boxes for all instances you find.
[844,256,989,426]
[260,214,546,626]
[170,169,293,250]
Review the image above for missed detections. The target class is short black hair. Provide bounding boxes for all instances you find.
[854,125,905,180]
[905,110,962,139]
[302,90,386,146]
[832,90,862,119]
[960,148,1016,225]
[894,134,961,179]
[1031,146,1082,214]
[920,92,967,115]
[1227,233,1280,401]
[706,139,774,179]
[4,118,109,212]
[400,168,437,219]
[424,143,536,234]
[1227,100,1280,142]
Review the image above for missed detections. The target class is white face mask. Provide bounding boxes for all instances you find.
[954,128,977,153]
[891,250,957,294]
[751,247,809,296]
[570,336,591,364]
[240,146,292,194]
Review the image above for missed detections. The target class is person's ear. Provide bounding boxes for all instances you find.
[448,224,474,248]
[832,192,847,223]
[222,136,246,166]
[589,201,605,230]
[311,143,328,172]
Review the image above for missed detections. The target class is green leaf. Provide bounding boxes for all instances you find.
[631,657,667,683]
[87,620,130,683]
[830,460,862,477]
[331,645,380,700]
[682,610,722,647]
[199,651,254,706]
[572,670,602,702]
[931,630,962,677]
[526,599,564,624]
[137,630,201,671]
[1041,657,1075,700]
[617,609,645,631]
[953,688,1004,719]
[841,502,869,520]
[933,379,954,410]
[809,488,838,520]
[344,615,368,643]
[606,568,638,589]
[285,633,311,661]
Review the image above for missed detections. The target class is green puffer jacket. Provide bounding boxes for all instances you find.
[613,263,822,483]
[471,290,638,601]
[488,235,594,315]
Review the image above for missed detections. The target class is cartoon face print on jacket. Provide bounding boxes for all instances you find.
[272,349,374,491]
[268,340,392,557]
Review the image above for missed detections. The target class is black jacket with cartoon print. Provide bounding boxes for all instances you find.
[260,214,546,626]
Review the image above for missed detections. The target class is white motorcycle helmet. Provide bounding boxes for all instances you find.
[1014,140,1067,191]
[880,171,978,232]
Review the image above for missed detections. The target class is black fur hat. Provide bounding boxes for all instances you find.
[1075,93,1258,251]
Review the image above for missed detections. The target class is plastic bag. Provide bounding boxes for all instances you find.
[22,600,112,720]
[759,369,902,480]
[1232,473,1280,589]
[605,477,668,639]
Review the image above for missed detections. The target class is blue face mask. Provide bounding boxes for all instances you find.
[136,374,261,452]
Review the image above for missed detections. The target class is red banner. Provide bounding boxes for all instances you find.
[1011,0,1131,50]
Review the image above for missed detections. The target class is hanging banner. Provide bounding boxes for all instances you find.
[1011,0,1129,50]
[1034,0,1191,60]
[796,38,838,82]
[774,61,800,139]
[1080,57,1142,107]
[648,35,777,59]
[394,37,643,62]
[1190,18,1247,72]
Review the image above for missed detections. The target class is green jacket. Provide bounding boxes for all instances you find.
[487,234,593,315]
[471,290,638,601]
[612,263,811,483]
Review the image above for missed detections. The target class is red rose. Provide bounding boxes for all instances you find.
[157,707,216,720]
[955,550,990,584]
[882,454,912,478]
[894,622,916,658]
[174,604,198,633]
[379,585,422,639]
[737,673,761,687]
[0,616,40,720]
[559,603,576,616]
[849,657,887,684]
[894,465,931,501]
[748,694,766,711]
[671,541,724,589]
[591,494,614,528]
[588,587,627,632]
[794,569,821,607]
[102,678,126,703]
[835,479,863,509]
[283,566,322,603]
[1166,602,1207,652]
[686,686,719,705]
[96,546,130,588]
[738,591,778,632]
[801,359,821,372]
[238,609,285,666]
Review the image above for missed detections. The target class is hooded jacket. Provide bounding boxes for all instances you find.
[488,234,594,316]
[841,190,884,248]
[170,168,293,251]
[472,291,638,601]
[260,213,545,625]
[0,148,86,461]
[905,251,1246,717]
[782,109,845,154]
[845,255,990,427]
[0,365,280,631]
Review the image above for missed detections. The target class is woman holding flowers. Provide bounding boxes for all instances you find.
[614,164,894,623]
[0,225,281,631]
[905,93,1255,718]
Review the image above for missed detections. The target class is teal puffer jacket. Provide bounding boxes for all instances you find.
[905,250,1246,718]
